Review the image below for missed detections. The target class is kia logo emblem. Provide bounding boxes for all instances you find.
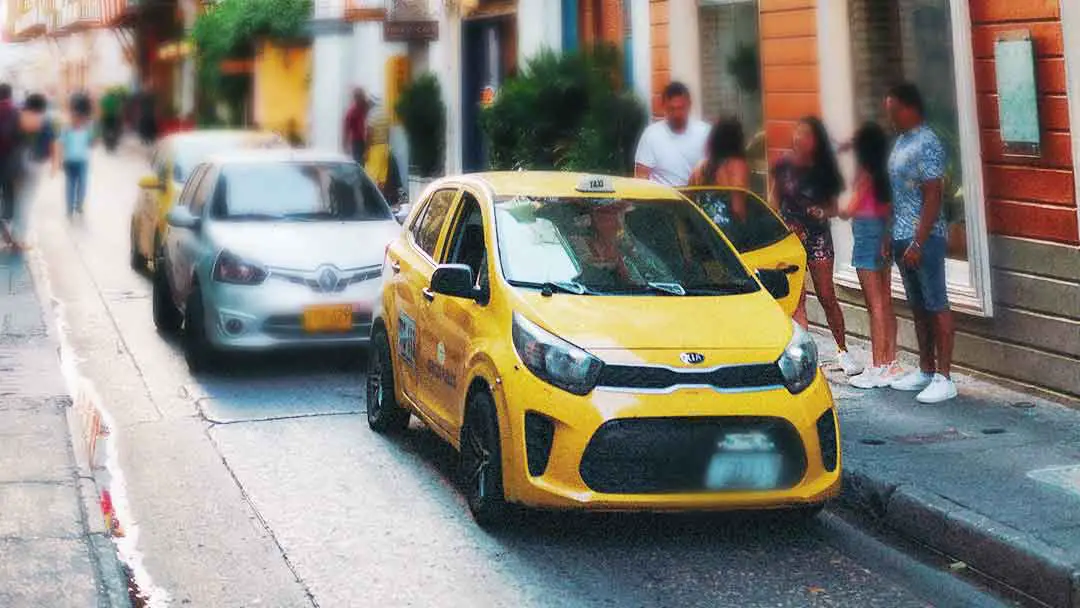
[680,352,705,365]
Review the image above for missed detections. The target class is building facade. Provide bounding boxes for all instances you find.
[644,0,1080,399]
[3,0,136,101]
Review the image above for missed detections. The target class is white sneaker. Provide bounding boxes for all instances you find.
[878,361,904,384]
[916,374,958,404]
[838,350,864,376]
[849,366,884,389]
[890,370,933,392]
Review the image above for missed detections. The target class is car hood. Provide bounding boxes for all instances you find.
[207,220,401,270]
[514,290,793,353]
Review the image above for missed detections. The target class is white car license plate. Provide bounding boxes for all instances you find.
[704,452,782,490]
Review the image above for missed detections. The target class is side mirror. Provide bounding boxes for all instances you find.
[756,269,791,300]
[393,204,411,225]
[166,207,201,231]
[430,264,478,300]
[138,176,164,191]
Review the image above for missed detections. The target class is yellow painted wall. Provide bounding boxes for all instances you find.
[254,40,311,141]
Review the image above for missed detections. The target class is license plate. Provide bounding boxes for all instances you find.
[302,304,353,333]
[704,452,782,490]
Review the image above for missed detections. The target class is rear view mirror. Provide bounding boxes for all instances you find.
[166,207,201,231]
[430,264,478,300]
[138,176,164,191]
[756,269,791,300]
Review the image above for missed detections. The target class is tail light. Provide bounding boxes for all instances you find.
[213,250,267,285]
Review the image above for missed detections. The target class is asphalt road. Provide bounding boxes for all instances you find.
[26,146,1014,608]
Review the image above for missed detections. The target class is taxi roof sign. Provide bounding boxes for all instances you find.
[576,175,615,193]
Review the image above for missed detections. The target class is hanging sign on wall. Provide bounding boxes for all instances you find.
[994,31,1041,157]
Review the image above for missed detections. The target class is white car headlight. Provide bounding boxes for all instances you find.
[777,322,818,394]
[512,313,603,396]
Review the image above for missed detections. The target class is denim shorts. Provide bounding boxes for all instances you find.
[892,236,949,312]
[851,218,887,270]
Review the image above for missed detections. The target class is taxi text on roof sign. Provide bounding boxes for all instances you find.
[576,175,615,193]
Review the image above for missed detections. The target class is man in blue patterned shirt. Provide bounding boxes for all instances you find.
[885,83,957,404]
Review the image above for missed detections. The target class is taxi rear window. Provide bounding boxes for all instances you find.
[493,196,757,297]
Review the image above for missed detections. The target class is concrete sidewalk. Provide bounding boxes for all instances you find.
[818,332,1080,607]
[0,248,129,607]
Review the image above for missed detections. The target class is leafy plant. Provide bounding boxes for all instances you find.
[396,73,447,178]
[191,0,311,123]
[480,47,646,174]
[727,43,760,94]
[99,86,128,120]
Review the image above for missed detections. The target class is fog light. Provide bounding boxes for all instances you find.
[224,318,244,335]
[524,412,555,477]
[816,409,838,472]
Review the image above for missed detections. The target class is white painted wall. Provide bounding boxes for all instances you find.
[310,31,353,152]
[517,0,562,65]
[630,0,651,108]
[667,0,703,118]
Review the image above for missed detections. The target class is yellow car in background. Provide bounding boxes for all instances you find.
[368,172,840,527]
[129,130,284,271]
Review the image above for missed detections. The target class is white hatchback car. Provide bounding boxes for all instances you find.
[153,149,401,371]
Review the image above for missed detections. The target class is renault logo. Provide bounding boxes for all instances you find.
[680,352,706,365]
[317,267,340,292]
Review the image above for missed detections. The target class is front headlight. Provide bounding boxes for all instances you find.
[512,313,603,396]
[213,250,268,285]
[777,322,818,394]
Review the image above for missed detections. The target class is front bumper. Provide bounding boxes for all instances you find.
[201,275,381,351]
[497,370,841,511]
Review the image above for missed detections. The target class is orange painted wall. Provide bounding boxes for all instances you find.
[972,1,1078,245]
[759,0,819,166]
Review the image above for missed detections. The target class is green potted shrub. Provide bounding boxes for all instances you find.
[396,73,446,202]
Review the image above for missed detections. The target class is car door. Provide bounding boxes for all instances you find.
[167,164,214,308]
[680,186,805,316]
[423,190,489,433]
[387,187,459,429]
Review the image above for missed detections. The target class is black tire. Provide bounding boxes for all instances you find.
[460,391,508,527]
[130,223,147,271]
[152,262,182,333]
[366,328,410,434]
[182,283,215,373]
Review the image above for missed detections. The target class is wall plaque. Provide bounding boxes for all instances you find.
[994,31,1041,157]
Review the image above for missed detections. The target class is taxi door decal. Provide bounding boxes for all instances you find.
[398,311,417,368]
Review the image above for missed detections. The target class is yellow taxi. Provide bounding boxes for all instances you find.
[129,130,284,271]
[368,172,839,526]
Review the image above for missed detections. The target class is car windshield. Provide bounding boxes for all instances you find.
[210,162,393,222]
[174,134,280,183]
[681,188,791,254]
[493,196,757,296]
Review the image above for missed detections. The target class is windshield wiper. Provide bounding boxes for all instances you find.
[645,282,686,296]
[680,281,757,295]
[508,279,591,296]
[222,213,291,221]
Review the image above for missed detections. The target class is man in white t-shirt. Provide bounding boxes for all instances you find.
[634,82,710,187]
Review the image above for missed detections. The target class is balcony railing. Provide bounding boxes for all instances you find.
[312,0,348,20]
[312,0,388,22]
[12,5,48,41]
[57,0,102,33]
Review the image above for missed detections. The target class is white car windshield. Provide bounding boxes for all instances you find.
[210,162,393,222]
[173,135,280,182]
[493,196,757,296]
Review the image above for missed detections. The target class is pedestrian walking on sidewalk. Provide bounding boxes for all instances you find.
[769,117,861,376]
[634,82,710,187]
[689,116,750,223]
[4,93,54,250]
[343,88,371,165]
[842,122,902,389]
[884,83,957,404]
[0,83,21,237]
[56,94,95,217]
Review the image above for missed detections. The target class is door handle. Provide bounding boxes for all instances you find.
[422,288,435,302]
[390,261,401,274]
[777,264,800,275]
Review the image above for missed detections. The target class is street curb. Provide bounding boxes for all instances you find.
[840,466,1080,608]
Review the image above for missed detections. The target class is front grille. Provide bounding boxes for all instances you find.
[816,409,838,472]
[263,312,373,339]
[597,363,784,391]
[579,417,807,494]
[273,266,382,294]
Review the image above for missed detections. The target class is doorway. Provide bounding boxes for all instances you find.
[462,15,516,172]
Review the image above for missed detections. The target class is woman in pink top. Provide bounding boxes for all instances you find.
[841,123,901,389]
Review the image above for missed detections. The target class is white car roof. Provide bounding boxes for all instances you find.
[205,148,354,166]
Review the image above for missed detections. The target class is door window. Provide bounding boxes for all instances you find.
[681,189,790,253]
[177,165,208,208]
[443,193,489,288]
[189,166,218,216]
[411,189,457,258]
